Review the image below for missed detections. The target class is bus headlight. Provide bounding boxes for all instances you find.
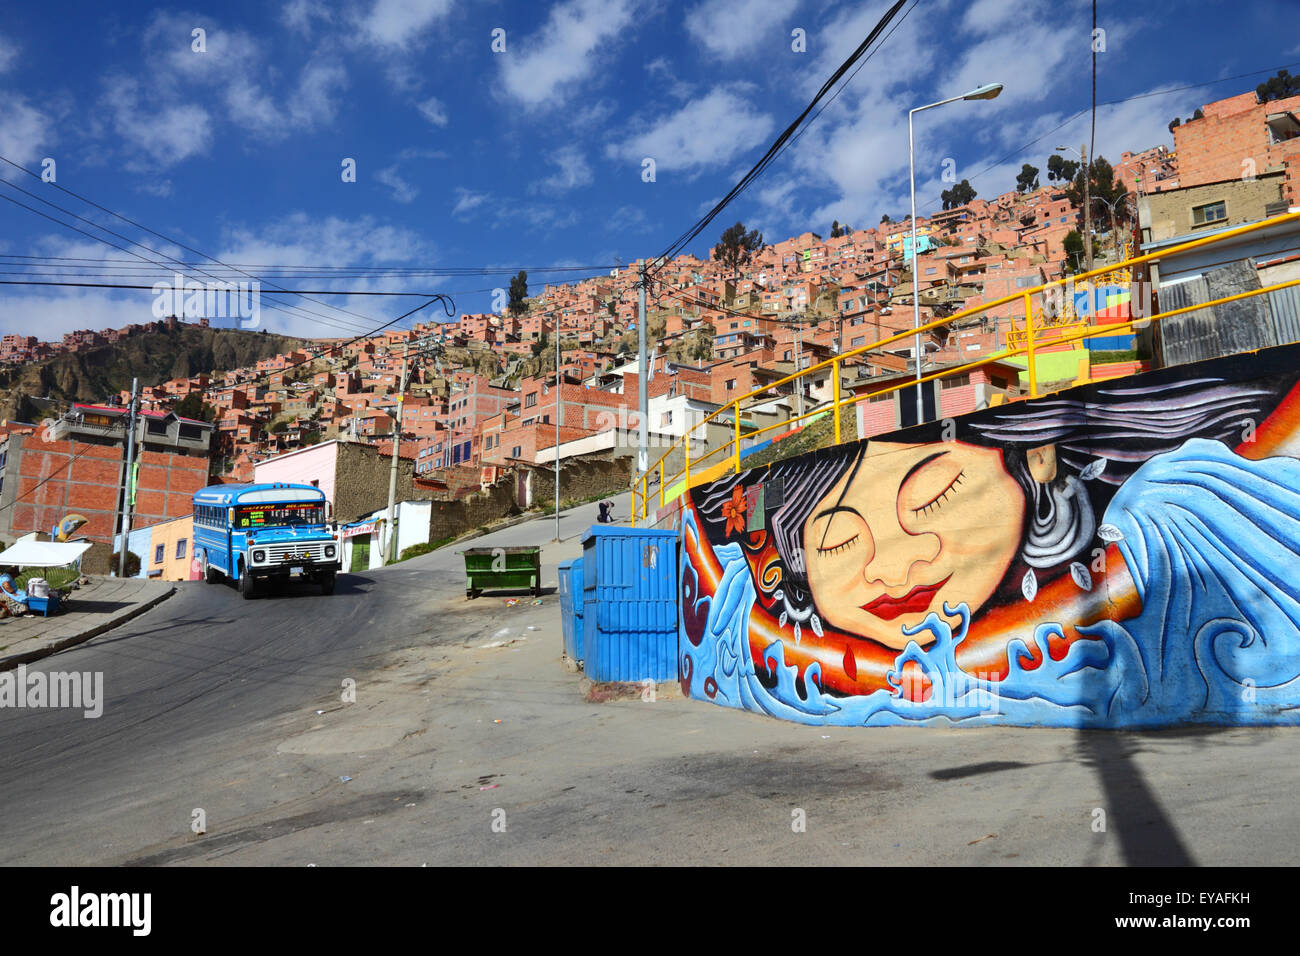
[253,550,266,564]
[325,545,336,558]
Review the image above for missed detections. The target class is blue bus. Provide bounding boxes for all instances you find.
[193,483,342,599]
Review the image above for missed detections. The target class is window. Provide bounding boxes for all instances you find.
[1192,200,1227,226]
[525,392,537,408]
[511,446,522,459]
[154,544,165,564]
[725,379,737,390]
[940,373,971,389]
[176,538,187,560]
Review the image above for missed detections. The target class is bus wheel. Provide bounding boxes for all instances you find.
[239,568,255,600]
[202,551,218,584]
[320,571,336,596]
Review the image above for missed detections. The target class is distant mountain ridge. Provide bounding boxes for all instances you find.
[0,324,306,422]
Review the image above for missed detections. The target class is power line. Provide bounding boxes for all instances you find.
[0,155,408,337]
[0,189,381,338]
[651,0,908,272]
[0,254,617,275]
[917,58,1300,216]
[0,279,437,295]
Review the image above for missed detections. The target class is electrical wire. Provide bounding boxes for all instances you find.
[650,0,908,272]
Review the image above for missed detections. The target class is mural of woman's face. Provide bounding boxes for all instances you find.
[803,440,1026,649]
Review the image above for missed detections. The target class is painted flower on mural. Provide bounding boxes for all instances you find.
[721,485,748,536]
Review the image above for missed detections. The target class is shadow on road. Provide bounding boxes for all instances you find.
[929,760,1030,781]
[1074,730,1196,865]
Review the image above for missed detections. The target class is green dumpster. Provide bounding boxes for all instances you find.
[461,546,542,599]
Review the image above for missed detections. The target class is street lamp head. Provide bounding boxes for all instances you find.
[962,82,1003,101]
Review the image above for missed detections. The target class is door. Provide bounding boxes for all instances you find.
[350,538,370,572]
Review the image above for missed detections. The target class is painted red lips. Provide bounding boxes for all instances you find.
[860,574,953,621]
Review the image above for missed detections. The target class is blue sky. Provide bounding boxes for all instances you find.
[0,0,1294,340]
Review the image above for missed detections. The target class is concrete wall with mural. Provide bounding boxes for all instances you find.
[679,342,1300,727]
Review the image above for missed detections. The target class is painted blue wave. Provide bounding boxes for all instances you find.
[680,439,1300,727]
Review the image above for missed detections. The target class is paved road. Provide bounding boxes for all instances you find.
[2,491,1298,866]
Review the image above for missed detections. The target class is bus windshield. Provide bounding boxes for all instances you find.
[234,502,325,529]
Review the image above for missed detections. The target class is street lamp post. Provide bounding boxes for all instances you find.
[1057,143,1093,273]
[909,82,1003,425]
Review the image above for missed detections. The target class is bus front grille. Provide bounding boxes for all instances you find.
[266,542,327,563]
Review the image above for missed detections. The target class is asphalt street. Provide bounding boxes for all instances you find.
[1,491,1298,866]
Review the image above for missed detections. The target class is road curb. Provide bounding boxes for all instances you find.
[0,585,177,672]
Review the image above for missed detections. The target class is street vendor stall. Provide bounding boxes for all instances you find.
[0,540,91,616]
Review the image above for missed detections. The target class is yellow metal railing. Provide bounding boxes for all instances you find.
[631,210,1300,524]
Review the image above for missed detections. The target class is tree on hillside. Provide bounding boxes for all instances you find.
[531,331,549,358]
[830,219,843,238]
[1046,154,1079,182]
[880,214,892,224]
[1063,230,1102,273]
[712,222,764,276]
[1257,69,1300,103]
[1065,156,1125,211]
[1016,163,1040,194]
[508,270,529,317]
[174,390,215,422]
[940,179,977,210]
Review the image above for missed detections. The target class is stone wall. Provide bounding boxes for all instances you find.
[332,441,438,523]
[426,478,520,544]
[527,454,633,508]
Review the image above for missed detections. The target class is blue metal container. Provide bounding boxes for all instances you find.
[580,527,678,682]
[558,560,577,660]
[570,557,585,662]
[557,558,586,662]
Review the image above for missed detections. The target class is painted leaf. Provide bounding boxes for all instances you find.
[1078,458,1107,481]
[793,621,802,644]
[779,611,788,629]
[810,614,824,638]
[1070,561,1093,591]
[1097,523,1125,542]
[1022,568,1038,602]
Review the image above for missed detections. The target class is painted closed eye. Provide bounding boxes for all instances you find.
[817,534,860,556]
[912,470,965,517]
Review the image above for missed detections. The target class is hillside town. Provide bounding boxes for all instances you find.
[2,84,1298,579]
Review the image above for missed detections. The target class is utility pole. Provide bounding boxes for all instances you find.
[636,262,648,474]
[554,325,561,542]
[384,350,409,564]
[116,378,139,578]
[1082,142,1093,274]
[793,318,804,418]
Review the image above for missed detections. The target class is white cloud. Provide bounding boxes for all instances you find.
[451,188,490,218]
[102,76,213,169]
[96,11,349,167]
[606,86,776,175]
[0,33,18,73]
[376,164,418,203]
[0,94,54,171]
[684,0,799,60]
[357,0,455,48]
[416,95,448,127]
[606,205,652,233]
[497,0,643,109]
[281,0,334,37]
[534,145,593,193]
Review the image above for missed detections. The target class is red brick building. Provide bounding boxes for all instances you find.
[0,406,214,572]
